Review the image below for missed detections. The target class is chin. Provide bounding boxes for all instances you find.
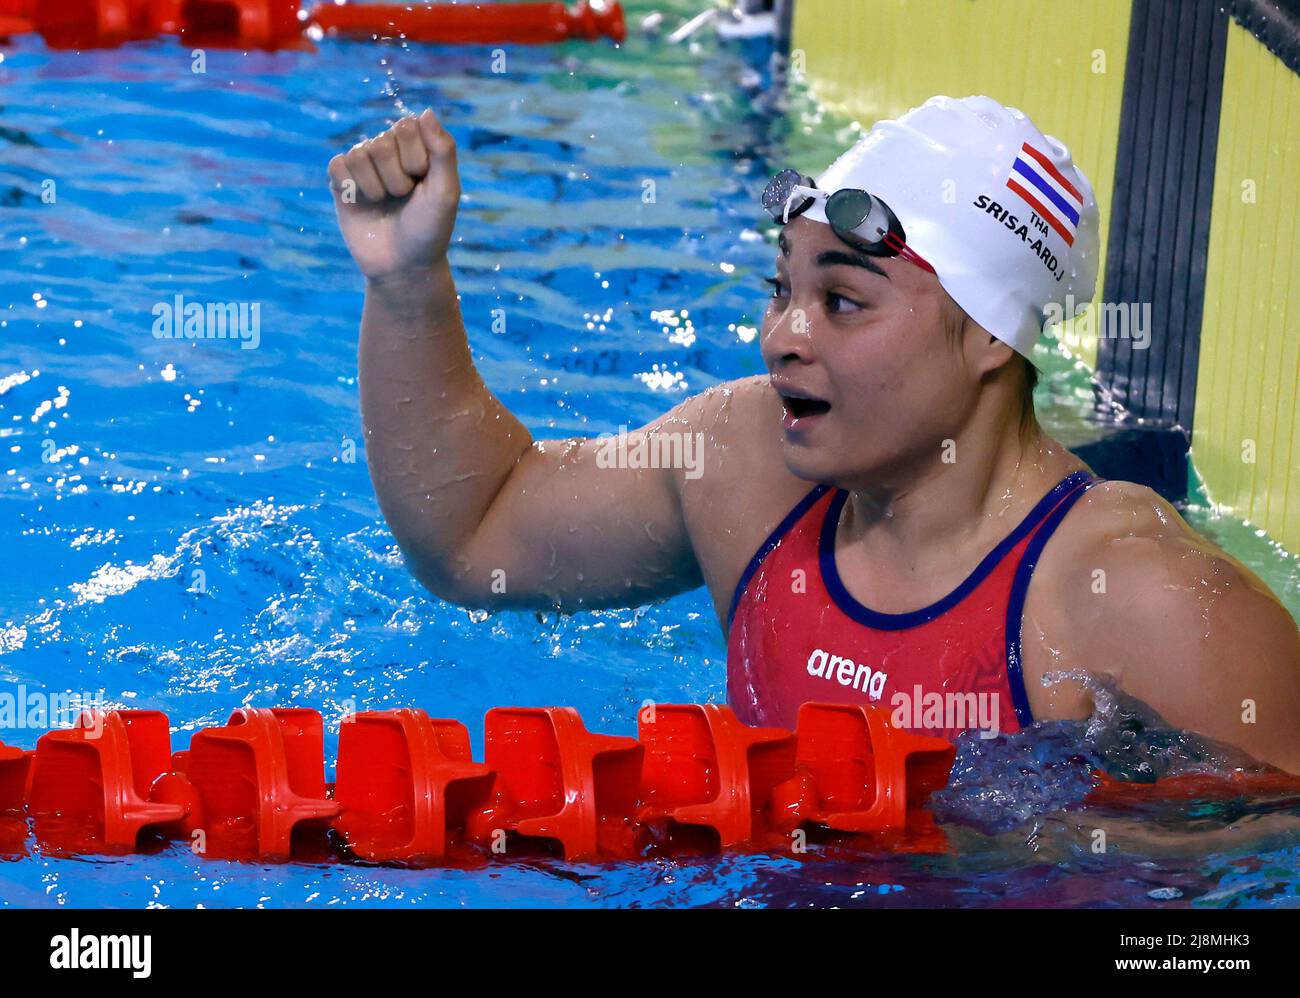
[781,438,894,490]
[780,440,847,485]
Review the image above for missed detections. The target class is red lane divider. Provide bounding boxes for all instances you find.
[2,0,625,49]
[0,0,35,39]
[637,703,794,849]
[479,706,643,860]
[27,0,174,49]
[26,710,185,853]
[179,707,340,860]
[1086,768,1300,805]
[334,708,493,862]
[0,739,31,813]
[1,702,956,864]
[0,740,29,856]
[309,1,625,45]
[179,0,302,50]
[770,702,956,834]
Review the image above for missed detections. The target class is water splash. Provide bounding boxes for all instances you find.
[932,671,1268,834]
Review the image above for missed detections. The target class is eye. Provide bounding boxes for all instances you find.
[763,276,789,301]
[826,291,865,314]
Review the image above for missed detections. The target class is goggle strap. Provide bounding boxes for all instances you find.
[782,184,822,223]
[884,231,936,273]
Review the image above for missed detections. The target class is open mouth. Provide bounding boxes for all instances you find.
[781,394,832,420]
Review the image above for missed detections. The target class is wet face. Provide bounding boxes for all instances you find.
[759,216,982,489]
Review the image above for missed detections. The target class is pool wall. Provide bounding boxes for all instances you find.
[1193,16,1300,555]
[787,0,1300,555]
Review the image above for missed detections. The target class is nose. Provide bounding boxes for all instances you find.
[759,301,816,370]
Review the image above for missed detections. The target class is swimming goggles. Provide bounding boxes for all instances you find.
[761,168,935,274]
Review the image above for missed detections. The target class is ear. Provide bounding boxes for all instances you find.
[961,317,1019,380]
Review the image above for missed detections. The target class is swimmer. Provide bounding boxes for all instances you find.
[329,97,1300,771]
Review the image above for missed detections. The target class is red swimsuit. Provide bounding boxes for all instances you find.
[726,471,1099,739]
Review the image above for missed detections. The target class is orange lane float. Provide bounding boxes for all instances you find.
[308,0,626,44]
[14,0,180,49]
[769,702,958,834]
[637,703,795,850]
[479,706,643,859]
[334,708,494,863]
[0,0,625,50]
[0,701,957,864]
[0,738,29,812]
[25,709,184,854]
[178,708,341,859]
[0,0,34,39]
[0,741,27,855]
[1085,768,1300,806]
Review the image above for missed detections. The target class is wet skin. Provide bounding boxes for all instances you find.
[331,111,1300,773]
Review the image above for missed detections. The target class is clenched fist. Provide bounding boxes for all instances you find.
[329,109,460,279]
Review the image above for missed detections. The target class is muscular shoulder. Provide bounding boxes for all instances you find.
[1023,478,1300,770]
[1030,479,1295,647]
[1034,479,1259,604]
[661,374,800,494]
[657,374,777,444]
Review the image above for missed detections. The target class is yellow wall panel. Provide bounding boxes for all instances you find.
[1192,22,1300,553]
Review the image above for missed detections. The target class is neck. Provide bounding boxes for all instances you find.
[842,408,1077,557]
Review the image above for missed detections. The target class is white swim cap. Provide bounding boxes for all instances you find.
[803,95,1099,358]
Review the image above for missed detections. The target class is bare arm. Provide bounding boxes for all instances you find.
[1088,535,1300,774]
[331,111,706,609]
[1027,482,1300,773]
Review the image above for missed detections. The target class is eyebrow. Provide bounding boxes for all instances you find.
[815,250,888,278]
[776,231,888,279]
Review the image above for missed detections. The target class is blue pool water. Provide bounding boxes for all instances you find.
[1,2,1297,907]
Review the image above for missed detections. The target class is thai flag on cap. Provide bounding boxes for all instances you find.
[1005,143,1083,247]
